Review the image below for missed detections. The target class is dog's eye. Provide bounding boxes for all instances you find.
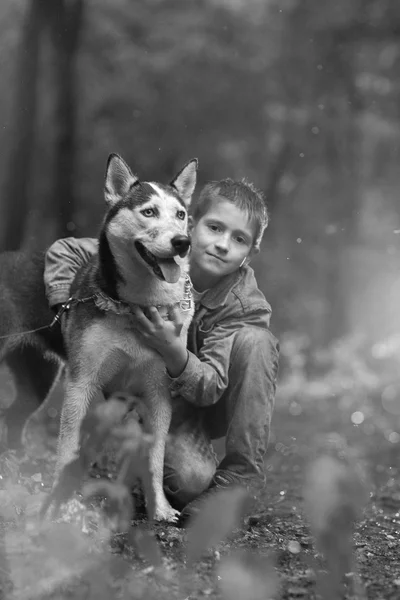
[141,208,155,217]
[177,210,186,220]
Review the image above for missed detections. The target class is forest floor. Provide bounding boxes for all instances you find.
[0,373,399,600]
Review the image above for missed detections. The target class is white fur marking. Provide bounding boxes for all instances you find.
[148,182,169,198]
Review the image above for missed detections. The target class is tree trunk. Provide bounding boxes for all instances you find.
[263,140,292,216]
[323,109,360,344]
[46,0,85,239]
[318,39,362,345]
[0,0,44,252]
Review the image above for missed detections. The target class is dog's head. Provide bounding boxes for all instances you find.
[103,154,197,284]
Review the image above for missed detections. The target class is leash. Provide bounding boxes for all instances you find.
[0,273,193,340]
[49,294,97,325]
[0,324,52,340]
[0,295,96,340]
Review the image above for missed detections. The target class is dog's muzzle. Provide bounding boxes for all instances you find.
[135,238,191,284]
[171,235,191,257]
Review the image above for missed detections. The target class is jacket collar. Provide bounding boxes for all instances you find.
[197,266,252,310]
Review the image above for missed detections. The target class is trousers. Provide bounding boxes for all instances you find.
[163,325,278,508]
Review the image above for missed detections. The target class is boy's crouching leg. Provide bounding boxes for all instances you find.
[206,326,279,485]
[163,406,217,510]
[178,328,279,526]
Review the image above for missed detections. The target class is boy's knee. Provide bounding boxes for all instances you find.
[233,327,279,360]
[164,453,215,509]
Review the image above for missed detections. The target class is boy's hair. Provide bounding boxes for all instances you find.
[190,178,269,249]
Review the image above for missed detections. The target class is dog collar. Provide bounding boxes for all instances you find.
[93,273,193,316]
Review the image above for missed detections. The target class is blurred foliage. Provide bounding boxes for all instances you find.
[278,330,400,438]
[0,0,400,346]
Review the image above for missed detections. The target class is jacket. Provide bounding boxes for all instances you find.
[168,265,277,406]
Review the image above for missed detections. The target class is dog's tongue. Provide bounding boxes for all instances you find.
[158,258,181,283]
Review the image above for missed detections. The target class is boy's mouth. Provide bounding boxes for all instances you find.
[135,241,181,283]
[207,252,226,263]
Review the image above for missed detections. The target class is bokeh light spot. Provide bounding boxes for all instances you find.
[351,411,364,425]
[288,540,301,554]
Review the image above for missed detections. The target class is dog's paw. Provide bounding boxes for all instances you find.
[153,505,180,523]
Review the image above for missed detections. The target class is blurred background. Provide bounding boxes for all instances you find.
[0,0,400,385]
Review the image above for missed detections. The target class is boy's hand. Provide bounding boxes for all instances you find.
[132,306,189,378]
[132,306,183,353]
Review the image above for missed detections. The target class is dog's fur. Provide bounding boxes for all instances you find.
[0,154,197,522]
[0,252,65,448]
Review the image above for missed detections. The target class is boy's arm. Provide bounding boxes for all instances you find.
[44,237,98,307]
[167,311,279,407]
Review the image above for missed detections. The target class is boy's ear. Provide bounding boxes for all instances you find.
[245,246,260,264]
[170,159,198,208]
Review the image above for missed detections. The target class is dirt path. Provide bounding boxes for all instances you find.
[259,405,400,600]
[0,397,399,599]
[154,403,400,600]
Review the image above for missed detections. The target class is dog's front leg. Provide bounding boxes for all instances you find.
[55,376,100,477]
[145,389,180,523]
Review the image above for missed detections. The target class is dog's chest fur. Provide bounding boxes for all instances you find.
[70,300,192,395]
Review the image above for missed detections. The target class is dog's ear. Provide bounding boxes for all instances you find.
[170,159,198,207]
[104,154,139,205]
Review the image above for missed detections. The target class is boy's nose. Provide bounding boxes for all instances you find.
[215,236,230,253]
[171,234,191,257]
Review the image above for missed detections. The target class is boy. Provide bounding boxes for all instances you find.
[44,178,279,524]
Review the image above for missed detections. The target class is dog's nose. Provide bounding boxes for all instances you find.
[171,235,191,257]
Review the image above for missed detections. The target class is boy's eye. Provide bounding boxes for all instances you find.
[236,236,246,244]
[141,208,155,217]
[208,224,220,232]
[177,210,186,220]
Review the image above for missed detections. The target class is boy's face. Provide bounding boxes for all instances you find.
[189,197,258,291]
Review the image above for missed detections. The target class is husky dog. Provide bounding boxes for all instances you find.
[58,154,196,521]
[0,154,197,522]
